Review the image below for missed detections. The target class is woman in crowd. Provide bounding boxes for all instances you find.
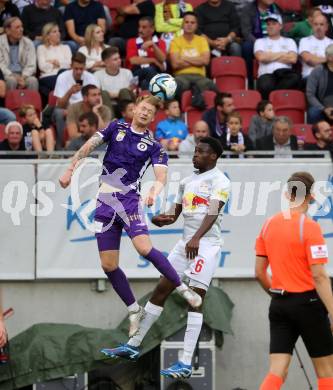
[79,24,108,72]
[37,22,71,104]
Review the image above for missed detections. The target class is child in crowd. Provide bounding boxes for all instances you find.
[20,104,55,152]
[248,100,275,148]
[155,99,188,152]
[119,101,135,123]
[221,112,253,157]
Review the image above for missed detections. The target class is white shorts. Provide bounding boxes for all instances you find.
[168,239,221,291]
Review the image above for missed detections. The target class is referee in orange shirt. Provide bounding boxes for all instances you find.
[255,171,333,390]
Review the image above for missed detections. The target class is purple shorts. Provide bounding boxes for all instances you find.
[94,192,149,251]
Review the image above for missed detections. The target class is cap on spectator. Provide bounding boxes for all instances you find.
[264,13,282,24]
[4,121,23,135]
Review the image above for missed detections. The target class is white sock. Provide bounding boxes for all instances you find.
[176,282,188,292]
[128,301,163,347]
[127,301,140,313]
[181,312,203,365]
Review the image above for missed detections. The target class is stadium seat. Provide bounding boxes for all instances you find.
[181,90,216,132]
[274,0,301,13]
[231,90,262,131]
[150,109,167,133]
[211,56,247,91]
[5,89,42,120]
[269,90,306,124]
[188,0,206,6]
[292,124,316,144]
[48,91,57,107]
[0,124,5,141]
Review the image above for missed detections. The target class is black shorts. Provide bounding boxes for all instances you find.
[269,290,333,358]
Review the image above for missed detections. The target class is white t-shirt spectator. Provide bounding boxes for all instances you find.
[78,45,109,70]
[299,35,333,78]
[54,69,99,105]
[254,37,297,77]
[37,44,72,78]
[94,68,133,95]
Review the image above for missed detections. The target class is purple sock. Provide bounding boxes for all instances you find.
[105,268,136,306]
[145,248,181,287]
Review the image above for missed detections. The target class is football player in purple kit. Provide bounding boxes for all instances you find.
[59,95,202,337]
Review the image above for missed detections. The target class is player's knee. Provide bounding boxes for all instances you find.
[137,244,152,257]
[101,259,118,272]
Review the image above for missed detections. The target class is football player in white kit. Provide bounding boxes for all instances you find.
[101,137,230,378]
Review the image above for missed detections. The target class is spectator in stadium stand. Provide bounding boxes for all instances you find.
[299,14,332,81]
[307,44,333,124]
[37,22,72,105]
[64,0,106,53]
[169,12,217,100]
[248,100,275,148]
[53,52,99,149]
[241,0,282,88]
[119,101,135,123]
[0,0,20,34]
[0,17,38,91]
[126,16,167,90]
[254,14,300,100]
[12,0,32,13]
[78,24,108,72]
[95,47,136,114]
[304,120,333,157]
[20,104,55,151]
[66,111,106,151]
[21,0,65,47]
[202,92,235,139]
[154,0,193,51]
[256,116,299,157]
[66,84,112,140]
[109,0,155,57]
[288,7,323,42]
[178,119,209,156]
[220,111,253,157]
[0,121,27,157]
[195,0,242,57]
[0,69,16,125]
[155,99,188,152]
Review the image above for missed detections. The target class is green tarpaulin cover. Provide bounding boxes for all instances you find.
[0,286,233,389]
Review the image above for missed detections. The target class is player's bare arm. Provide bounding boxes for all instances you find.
[185,199,224,260]
[145,165,168,207]
[59,133,105,189]
[255,256,271,294]
[152,203,183,227]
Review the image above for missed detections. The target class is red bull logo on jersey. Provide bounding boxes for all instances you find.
[183,192,209,210]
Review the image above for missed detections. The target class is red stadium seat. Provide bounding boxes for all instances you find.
[292,124,316,144]
[5,89,42,120]
[274,0,301,13]
[231,90,262,130]
[269,90,306,124]
[150,109,168,133]
[48,90,57,107]
[181,90,216,132]
[211,56,247,91]
[0,124,5,141]
[188,0,206,6]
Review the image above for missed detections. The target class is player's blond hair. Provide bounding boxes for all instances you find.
[135,94,161,111]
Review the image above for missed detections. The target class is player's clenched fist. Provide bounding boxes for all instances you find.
[59,170,72,188]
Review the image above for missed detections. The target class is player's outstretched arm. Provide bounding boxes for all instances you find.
[145,165,168,207]
[59,133,104,189]
[255,256,271,294]
[185,200,224,259]
[151,203,183,227]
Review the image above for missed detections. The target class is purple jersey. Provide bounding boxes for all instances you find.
[97,121,168,192]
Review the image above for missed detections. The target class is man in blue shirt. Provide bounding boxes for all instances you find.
[155,99,188,152]
[59,95,201,336]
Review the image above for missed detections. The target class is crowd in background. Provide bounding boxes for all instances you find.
[0,0,333,159]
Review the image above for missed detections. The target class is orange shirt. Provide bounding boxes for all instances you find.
[255,211,328,292]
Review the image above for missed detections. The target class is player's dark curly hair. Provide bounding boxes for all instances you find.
[199,137,223,158]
